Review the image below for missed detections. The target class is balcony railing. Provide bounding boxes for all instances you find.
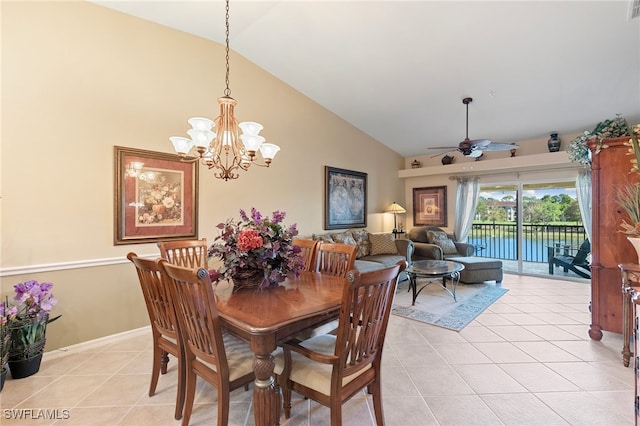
[468,223,587,263]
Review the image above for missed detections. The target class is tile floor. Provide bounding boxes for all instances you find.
[0,273,635,425]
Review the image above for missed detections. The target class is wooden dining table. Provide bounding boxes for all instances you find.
[214,271,347,426]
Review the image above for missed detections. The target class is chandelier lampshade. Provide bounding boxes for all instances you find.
[169,0,280,181]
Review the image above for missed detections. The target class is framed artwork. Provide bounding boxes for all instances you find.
[324,166,367,230]
[114,146,199,245]
[413,186,447,227]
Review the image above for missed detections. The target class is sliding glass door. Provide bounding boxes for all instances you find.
[469,181,586,276]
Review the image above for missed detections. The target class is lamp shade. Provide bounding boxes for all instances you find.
[386,202,406,214]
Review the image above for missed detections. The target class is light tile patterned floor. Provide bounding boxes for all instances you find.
[0,274,634,425]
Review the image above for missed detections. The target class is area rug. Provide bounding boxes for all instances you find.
[391,279,509,331]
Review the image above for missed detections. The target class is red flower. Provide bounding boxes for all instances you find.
[237,229,263,251]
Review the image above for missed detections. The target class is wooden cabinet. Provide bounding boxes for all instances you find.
[589,137,639,340]
[631,288,640,424]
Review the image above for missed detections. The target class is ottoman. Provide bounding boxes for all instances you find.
[447,256,503,284]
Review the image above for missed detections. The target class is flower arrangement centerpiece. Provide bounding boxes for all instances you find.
[7,280,61,379]
[208,208,305,290]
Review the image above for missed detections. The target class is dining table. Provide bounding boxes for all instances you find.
[214,271,347,426]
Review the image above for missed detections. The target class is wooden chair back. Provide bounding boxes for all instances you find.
[293,239,319,272]
[315,243,356,277]
[158,238,208,269]
[158,259,254,426]
[335,262,404,379]
[280,260,407,425]
[126,252,185,420]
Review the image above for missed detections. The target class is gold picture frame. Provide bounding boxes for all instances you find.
[114,146,198,245]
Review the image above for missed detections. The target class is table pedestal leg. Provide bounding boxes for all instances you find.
[253,352,280,426]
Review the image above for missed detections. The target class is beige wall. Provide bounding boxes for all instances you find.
[0,2,404,350]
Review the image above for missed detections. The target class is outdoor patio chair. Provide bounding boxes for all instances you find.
[549,239,591,279]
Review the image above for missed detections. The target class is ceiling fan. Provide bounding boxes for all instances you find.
[428,97,518,159]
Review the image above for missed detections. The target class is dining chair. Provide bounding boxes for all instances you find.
[158,238,209,269]
[278,260,406,426]
[158,260,255,426]
[315,242,357,277]
[126,252,185,421]
[293,239,319,272]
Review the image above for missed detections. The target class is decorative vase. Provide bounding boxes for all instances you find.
[8,352,43,379]
[628,237,640,265]
[548,132,561,152]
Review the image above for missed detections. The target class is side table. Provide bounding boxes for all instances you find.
[619,263,640,367]
[392,230,406,240]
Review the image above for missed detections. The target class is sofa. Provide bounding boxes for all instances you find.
[311,229,413,278]
[407,226,474,260]
[407,226,503,284]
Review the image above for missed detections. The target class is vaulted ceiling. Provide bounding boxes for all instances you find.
[92,1,640,158]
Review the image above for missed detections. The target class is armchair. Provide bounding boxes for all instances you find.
[407,226,474,261]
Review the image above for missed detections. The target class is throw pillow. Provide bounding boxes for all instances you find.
[369,233,398,255]
[351,229,371,258]
[426,230,458,255]
[331,231,357,247]
[312,233,334,243]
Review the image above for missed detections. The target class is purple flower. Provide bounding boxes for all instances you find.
[12,280,57,315]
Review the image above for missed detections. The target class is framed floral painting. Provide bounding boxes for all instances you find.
[114,146,199,245]
[324,166,367,230]
[413,186,447,227]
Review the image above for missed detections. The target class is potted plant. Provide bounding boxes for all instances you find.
[208,208,304,290]
[613,123,640,262]
[0,300,16,391]
[567,114,632,165]
[7,280,60,379]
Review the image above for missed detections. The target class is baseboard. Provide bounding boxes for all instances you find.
[42,326,151,361]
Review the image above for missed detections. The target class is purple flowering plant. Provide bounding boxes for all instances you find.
[0,301,18,370]
[208,208,305,288]
[6,280,61,360]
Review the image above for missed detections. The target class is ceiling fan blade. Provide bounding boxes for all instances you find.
[482,143,519,152]
[468,149,484,158]
[429,149,456,158]
[470,139,491,147]
[427,146,461,150]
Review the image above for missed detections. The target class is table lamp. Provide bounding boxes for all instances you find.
[386,202,406,232]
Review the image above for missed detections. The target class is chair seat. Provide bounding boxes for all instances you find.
[275,334,369,396]
[198,332,256,382]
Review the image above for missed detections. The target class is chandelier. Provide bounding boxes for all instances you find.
[169,0,280,181]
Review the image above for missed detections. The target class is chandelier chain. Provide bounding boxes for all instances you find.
[224,0,231,97]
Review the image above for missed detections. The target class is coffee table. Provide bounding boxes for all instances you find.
[406,260,465,305]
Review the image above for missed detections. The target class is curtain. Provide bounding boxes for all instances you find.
[454,177,480,242]
[576,167,592,243]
